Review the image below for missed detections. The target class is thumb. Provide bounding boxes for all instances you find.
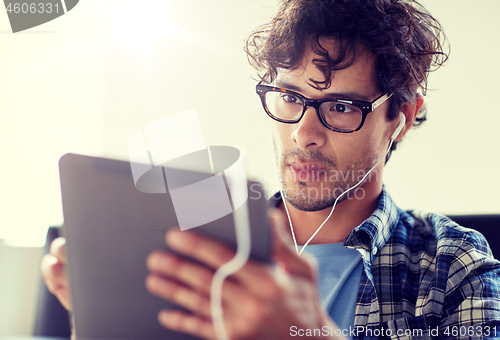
[269,208,316,280]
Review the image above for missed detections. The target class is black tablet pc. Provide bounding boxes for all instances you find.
[59,152,271,340]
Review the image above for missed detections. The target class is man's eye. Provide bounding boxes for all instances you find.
[331,103,355,113]
[281,94,300,104]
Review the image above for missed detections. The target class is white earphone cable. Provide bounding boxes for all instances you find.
[211,196,251,340]
[280,191,300,254]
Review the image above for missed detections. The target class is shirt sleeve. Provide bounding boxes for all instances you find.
[438,229,500,339]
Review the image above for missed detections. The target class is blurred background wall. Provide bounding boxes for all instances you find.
[1,0,499,336]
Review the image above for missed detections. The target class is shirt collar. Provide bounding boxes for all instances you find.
[343,187,400,259]
[269,187,400,259]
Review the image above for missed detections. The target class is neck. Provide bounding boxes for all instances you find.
[279,179,383,245]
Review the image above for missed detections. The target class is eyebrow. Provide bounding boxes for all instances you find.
[275,80,372,102]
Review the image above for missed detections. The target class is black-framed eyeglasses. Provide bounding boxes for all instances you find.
[256,83,392,133]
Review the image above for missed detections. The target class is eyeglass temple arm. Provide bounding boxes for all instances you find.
[372,93,393,110]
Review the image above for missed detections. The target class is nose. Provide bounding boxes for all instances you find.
[291,106,327,149]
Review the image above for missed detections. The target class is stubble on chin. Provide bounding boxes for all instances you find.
[277,147,339,212]
[281,169,349,212]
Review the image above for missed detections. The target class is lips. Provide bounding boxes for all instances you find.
[288,162,329,182]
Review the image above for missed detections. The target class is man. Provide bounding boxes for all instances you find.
[42,0,500,339]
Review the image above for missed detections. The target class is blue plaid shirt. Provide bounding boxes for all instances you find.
[272,189,500,339]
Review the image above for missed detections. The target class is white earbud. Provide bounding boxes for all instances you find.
[390,112,406,141]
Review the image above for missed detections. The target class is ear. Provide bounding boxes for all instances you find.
[394,94,424,142]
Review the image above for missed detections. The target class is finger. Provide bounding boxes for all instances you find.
[41,254,65,291]
[145,275,212,318]
[270,208,316,280]
[166,230,234,270]
[146,251,243,303]
[40,253,72,310]
[165,230,278,295]
[50,237,67,263]
[158,309,216,340]
[147,250,212,292]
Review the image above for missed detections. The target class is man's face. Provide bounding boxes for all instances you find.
[273,41,396,211]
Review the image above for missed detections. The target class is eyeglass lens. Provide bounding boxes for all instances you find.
[264,91,363,130]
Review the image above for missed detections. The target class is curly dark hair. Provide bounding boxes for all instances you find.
[245,0,449,153]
